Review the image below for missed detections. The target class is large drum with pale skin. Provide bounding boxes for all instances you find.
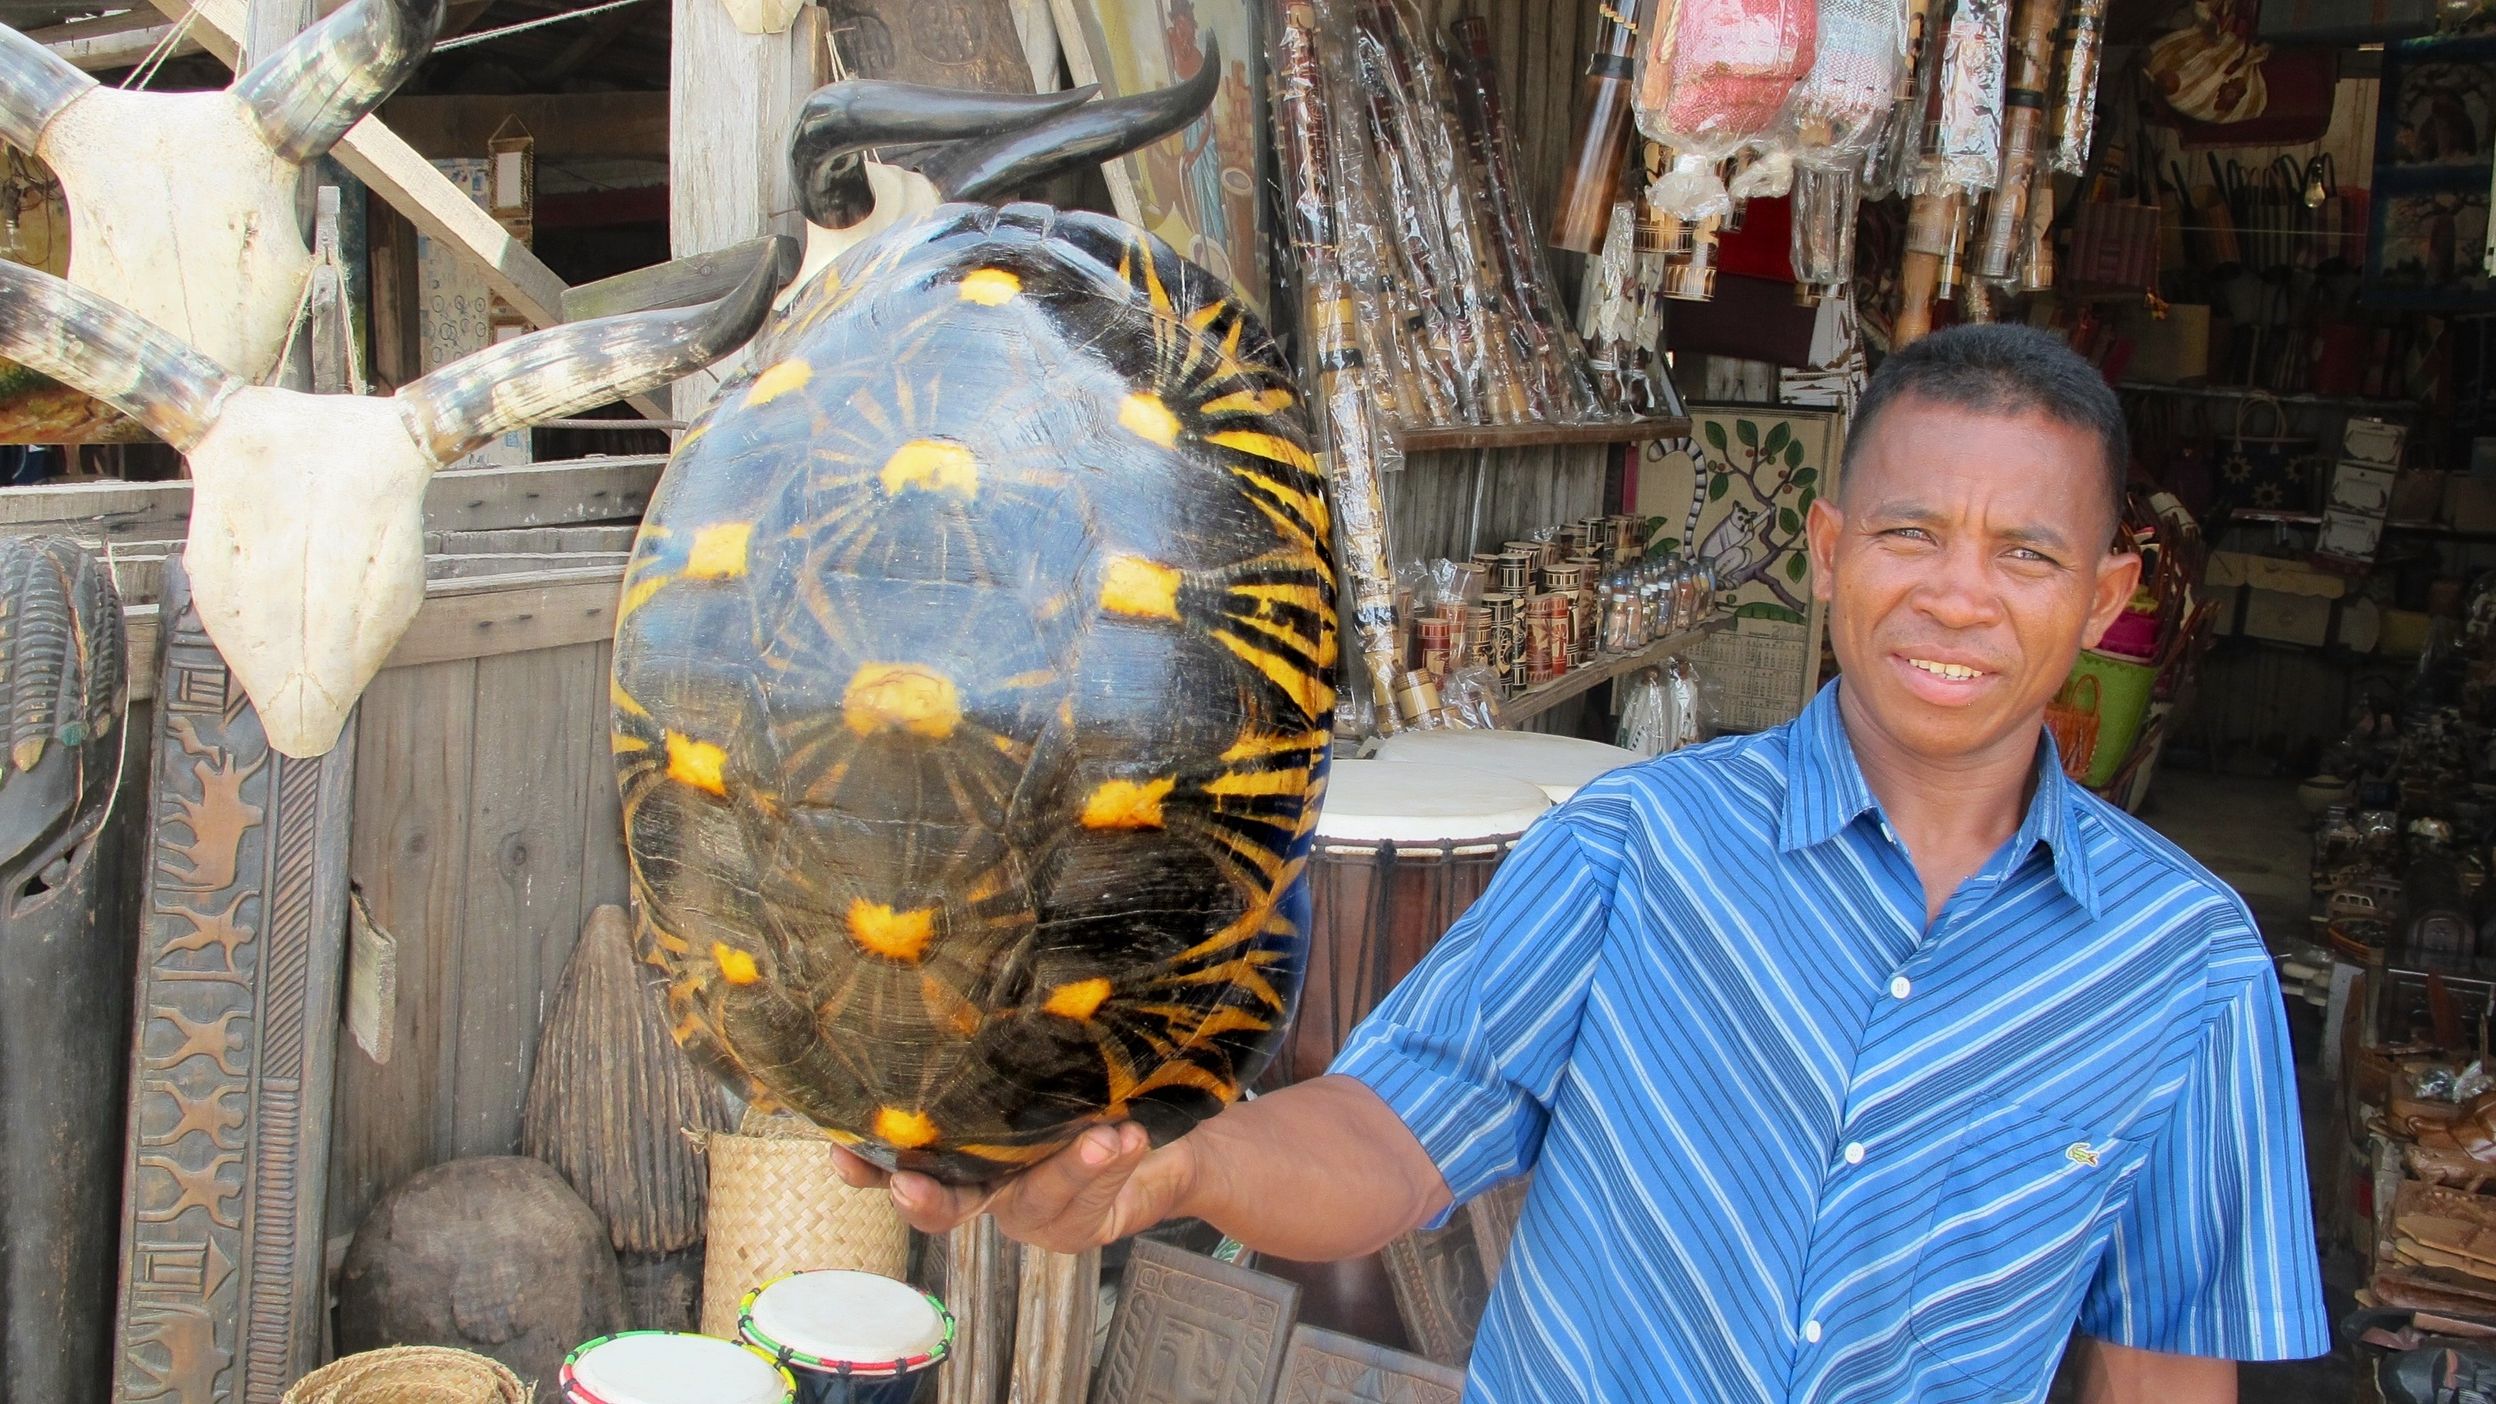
[1267,760,1551,1087]
[1364,729,1644,804]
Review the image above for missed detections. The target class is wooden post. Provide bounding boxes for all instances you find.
[1007,1245,1099,1404]
[942,1220,1020,1404]
[666,0,825,420]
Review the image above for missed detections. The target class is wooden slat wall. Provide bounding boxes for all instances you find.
[325,636,629,1241]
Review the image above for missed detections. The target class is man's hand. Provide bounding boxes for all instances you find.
[824,1077,1447,1261]
[829,1122,1195,1254]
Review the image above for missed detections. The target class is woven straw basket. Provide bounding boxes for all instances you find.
[698,1109,910,1337]
[280,1347,527,1404]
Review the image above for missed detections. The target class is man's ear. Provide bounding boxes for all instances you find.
[2080,548,2145,650]
[1805,497,1843,604]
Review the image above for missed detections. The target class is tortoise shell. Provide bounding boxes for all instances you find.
[612,202,1337,1184]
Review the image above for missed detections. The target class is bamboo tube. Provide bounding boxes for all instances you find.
[1896,190,1961,344]
[1553,2,1644,252]
[1973,0,2059,281]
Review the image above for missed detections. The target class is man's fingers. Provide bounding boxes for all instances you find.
[889,1171,992,1235]
[828,1145,890,1191]
[994,1123,1150,1247]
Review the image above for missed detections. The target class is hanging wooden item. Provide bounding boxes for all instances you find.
[521,903,732,1330]
[0,535,126,1404]
[0,244,789,759]
[336,1156,627,1388]
[110,555,354,1404]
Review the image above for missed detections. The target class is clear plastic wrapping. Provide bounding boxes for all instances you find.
[2047,0,2107,176]
[1634,0,1822,220]
[1781,0,1909,168]
[1863,0,1938,197]
[1972,0,2058,283]
[1790,164,1862,288]
[1913,0,2008,197]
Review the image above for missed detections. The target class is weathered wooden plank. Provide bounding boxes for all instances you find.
[577,640,630,913]
[32,11,199,70]
[0,458,665,541]
[381,566,624,670]
[425,551,632,579]
[328,656,480,1242]
[448,642,598,1159]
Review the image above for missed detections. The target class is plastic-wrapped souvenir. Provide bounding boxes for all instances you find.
[1633,0,1820,220]
[1973,0,2060,283]
[1763,0,1908,200]
[2047,0,2107,176]
[1915,0,2007,196]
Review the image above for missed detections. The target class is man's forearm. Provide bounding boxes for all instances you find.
[2068,1338,2237,1404]
[1172,1074,1452,1260]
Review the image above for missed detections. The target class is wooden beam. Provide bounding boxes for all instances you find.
[376,91,670,163]
[380,563,625,668]
[27,10,199,70]
[561,236,779,322]
[0,456,666,540]
[667,0,823,419]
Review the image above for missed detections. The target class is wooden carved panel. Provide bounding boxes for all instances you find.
[113,558,355,1404]
[1382,1177,1529,1370]
[1274,1326,1466,1404]
[1089,1240,1298,1404]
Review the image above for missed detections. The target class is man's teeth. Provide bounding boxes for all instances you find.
[1908,658,1983,680]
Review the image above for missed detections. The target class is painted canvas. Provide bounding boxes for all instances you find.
[1047,0,1270,312]
[1633,405,1845,729]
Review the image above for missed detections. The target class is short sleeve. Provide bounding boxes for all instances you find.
[1327,812,1614,1217]
[2076,957,2330,1360]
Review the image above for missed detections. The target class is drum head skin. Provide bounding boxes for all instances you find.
[1314,760,1551,847]
[741,1270,953,1374]
[1364,730,1642,804]
[564,1331,795,1404]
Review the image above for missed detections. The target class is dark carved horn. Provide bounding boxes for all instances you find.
[926,36,1222,204]
[790,82,1097,229]
[0,23,98,153]
[0,262,237,451]
[396,235,798,463]
[233,0,442,164]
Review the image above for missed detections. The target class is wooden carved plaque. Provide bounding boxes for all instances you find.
[1089,1240,1298,1404]
[112,558,355,1404]
[1274,1326,1466,1404]
[1382,1176,1529,1369]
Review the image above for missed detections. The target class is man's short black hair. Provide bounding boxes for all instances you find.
[1844,324,2128,534]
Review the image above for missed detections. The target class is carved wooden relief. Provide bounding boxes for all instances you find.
[1383,1177,1529,1369]
[0,535,129,1404]
[113,558,355,1404]
[1274,1326,1467,1404]
[1090,1241,1298,1404]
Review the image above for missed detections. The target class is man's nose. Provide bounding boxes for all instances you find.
[1911,545,2003,630]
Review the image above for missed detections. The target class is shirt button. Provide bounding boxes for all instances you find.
[1890,975,1912,999]
[1804,1320,1824,1343]
[1843,1142,1866,1165]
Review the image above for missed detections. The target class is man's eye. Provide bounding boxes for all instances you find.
[2008,548,2057,564]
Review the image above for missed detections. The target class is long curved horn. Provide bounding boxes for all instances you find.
[233,0,442,164]
[791,82,1096,229]
[0,23,98,153]
[0,262,237,451]
[396,235,797,463]
[925,36,1222,204]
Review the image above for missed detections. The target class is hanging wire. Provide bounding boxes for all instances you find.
[433,0,650,53]
[121,8,200,90]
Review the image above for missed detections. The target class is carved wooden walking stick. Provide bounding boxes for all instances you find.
[1972,0,2060,282]
[1553,2,1643,253]
[1896,191,1962,344]
[0,535,125,1404]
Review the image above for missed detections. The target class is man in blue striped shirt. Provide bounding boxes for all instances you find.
[842,325,2330,1401]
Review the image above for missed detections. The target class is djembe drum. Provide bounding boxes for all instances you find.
[738,1270,954,1404]
[1269,760,1552,1088]
[1365,729,1644,804]
[561,1332,795,1404]
[1258,759,1550,1350]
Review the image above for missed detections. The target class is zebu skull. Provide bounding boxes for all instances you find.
[781,42,1221,298]
[0,0,438,380]
[0,242,795,759]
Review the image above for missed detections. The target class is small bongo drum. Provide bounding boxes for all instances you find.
[1365,730,1644,805]
[738,1270,953,1404]
[1267,760,1551,1086]
[561,1331,795,1404]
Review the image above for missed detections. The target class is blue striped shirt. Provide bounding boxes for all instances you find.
[1331,682,2327,1403]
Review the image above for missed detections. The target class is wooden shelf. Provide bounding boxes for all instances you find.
[1498,615,1732,727]
[1396,417,1691,454]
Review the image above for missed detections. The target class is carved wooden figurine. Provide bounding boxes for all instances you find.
[0,246,789,759]
[0,536,126,1404]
